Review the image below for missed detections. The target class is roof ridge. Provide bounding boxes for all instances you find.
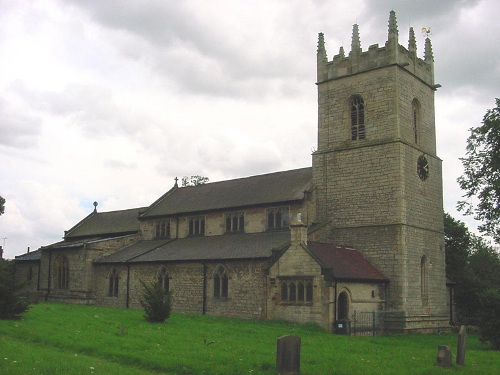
[180,166,312,189]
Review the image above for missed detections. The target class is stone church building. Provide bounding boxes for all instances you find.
[15,12,450,333]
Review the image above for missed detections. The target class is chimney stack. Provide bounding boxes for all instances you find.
[290,213,308,246]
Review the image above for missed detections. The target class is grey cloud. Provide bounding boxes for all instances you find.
[0,94,42,149]
[67,0,310,99]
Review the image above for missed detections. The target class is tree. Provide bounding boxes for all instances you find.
[444,213,500,322]
[457,98,500,243]
[139,279,172,323]
[0,259,29,319]
[181,175,209,187]
[478,288,500,350]
[0,195,5,216]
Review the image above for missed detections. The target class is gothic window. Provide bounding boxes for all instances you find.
[189,216,205,236]
[155,220,171,239]
[412,99,419,144]
[157,266,170,291]
[226,212,244,233]
[55,255,69,290]
[350,96,365,140]
[108,268,119,297]
[213,265,228,298]
[280,278,313,304]
[267,207,290,230]
[421,255,429,307]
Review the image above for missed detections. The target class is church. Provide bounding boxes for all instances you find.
[15,11,450,333]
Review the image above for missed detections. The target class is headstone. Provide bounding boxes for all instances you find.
[276,335,301,375]
[436,345,453,367]
[456,325,467,365]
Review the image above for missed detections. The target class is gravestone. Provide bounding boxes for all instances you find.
[436,345,452,367]
[276,335,301,375]
[456,325,467,365]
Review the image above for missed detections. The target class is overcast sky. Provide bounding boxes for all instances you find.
[1,0,499,259]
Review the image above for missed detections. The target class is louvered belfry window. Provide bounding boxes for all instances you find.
[351,96,365,140]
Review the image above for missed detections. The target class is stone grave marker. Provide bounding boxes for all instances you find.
[456,325,467,365]
[436,345,453,367]
[276,335,301,375]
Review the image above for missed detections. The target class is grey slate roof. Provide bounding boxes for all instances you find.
[141,167,312,218]
[95,231,291,264]
[15,249,41,261]
[65,207,146,239]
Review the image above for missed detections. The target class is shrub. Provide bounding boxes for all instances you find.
[478,288,500,350]
[0,259,29,319]
[139,279,172,323]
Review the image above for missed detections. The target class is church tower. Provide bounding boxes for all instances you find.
[312,11,448,331]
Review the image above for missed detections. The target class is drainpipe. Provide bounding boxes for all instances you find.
[126,264,131,308]
[45,249,52,301]
[333,280,338,329]
[37,258,41,292]
[202,263,207,315]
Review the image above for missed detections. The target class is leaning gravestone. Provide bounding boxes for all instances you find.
[456,325,467,365]
[276,335,301,375]
[436,345,453,367]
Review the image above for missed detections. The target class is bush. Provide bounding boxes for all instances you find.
[0,259,29,319]
[478,288,500,350]
[139,279,172,323]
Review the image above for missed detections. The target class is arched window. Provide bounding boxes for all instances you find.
[108,268,119,297]
[412,99,419,144]
[280,278,313,304]
[338,291,349,320]
[350,96,365,140]
[155,220,171,239]
[55,256,69,290]
[421,255,428,306]
[213,265,228,298]
[157,266,170,292]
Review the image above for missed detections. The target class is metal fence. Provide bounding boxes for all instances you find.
[351,311,379,336]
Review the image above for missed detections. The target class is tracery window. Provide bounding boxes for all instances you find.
[55,255,69,290]
[267,207,289,230]
[155,220,171,239]
[226,212,244,233]
[213,265,228,298]
[280,278,313,304]
[157,266,170,292]
[189,216,205,236]
[108,268,119,297]
[350,96,365,140]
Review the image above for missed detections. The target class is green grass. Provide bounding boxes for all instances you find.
[0,303,498,374]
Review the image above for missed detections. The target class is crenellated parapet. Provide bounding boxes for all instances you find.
[317,11,436,88]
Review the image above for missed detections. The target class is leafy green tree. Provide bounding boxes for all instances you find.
[0,195,5,216]
[478,288,500,350]
[139,279,172,323]
[444,213,500,322]
[182,175,209,187]
[457,98,500,243]
[0,259,29,319]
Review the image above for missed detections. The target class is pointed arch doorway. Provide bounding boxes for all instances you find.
[337,291,349,320]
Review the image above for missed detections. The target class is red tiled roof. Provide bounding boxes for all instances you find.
[307,241,388,283]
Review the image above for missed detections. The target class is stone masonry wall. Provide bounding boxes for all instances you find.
[94,260,268,319]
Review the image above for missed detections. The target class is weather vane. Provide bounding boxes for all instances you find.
[421,27,431,37]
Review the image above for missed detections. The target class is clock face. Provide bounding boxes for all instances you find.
[417,155,429,181]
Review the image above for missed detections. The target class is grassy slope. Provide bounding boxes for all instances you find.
[0,303,498,374]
